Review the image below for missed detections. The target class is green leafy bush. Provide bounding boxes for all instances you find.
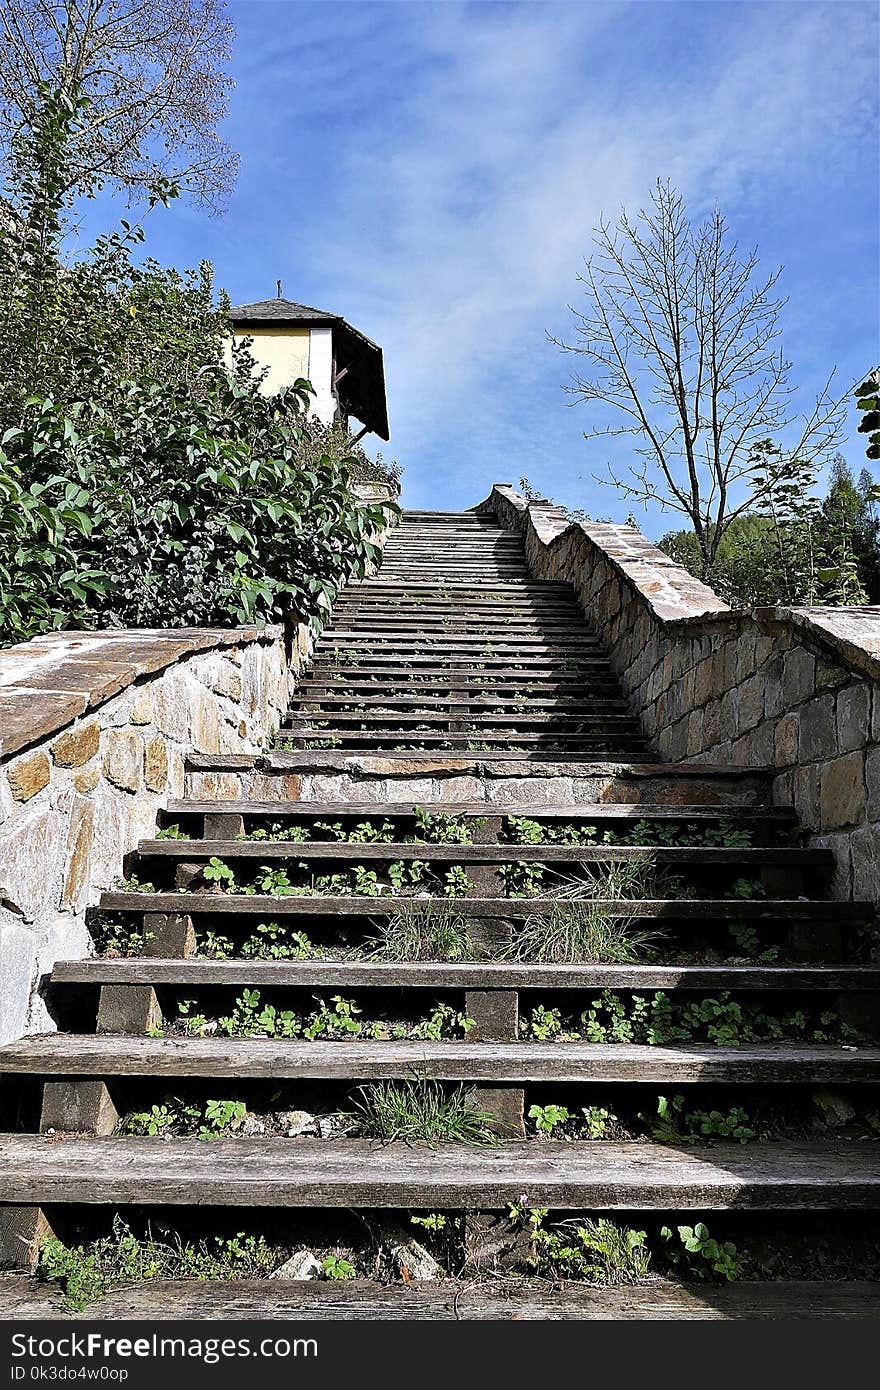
[0,369,389,643]
[0,86,394,646]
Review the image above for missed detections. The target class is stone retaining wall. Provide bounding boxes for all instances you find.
[0,625,301,1042]
[483,485,880,903]
[0,483,398,1042]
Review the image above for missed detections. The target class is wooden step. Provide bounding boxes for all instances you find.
[4,1275,877,1321]
[98,892,866,921]
[136,840,828,869]
[282,713,640,729]
[6,1036,879,1084]
[284,717,633,728]
[2,1135,876,1208]
[291,694,628,711]
[280,732,646,748]
[53,959,880,992]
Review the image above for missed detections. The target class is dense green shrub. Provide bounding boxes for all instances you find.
[0,369,389,642]
[0,86,394,647]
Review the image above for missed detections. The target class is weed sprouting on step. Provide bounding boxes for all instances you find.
[155,824,189,840]
[197,923,314,959]
[121,1096,246,1140]
[519,990,866,1046]
[39,1219,286,1314]
[368,902,475,961]
[349,1078,499,1146]
[528,1103,619,1140]
[169,989,474,1042]
[509,1206,652,1284]
[642,1094,756,1145]
[508,901,659,964]
[661,1223,743,1281]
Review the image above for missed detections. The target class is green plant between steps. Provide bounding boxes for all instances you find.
[198,923,314,960]
[349,1078,500,1146]
[38,1221,286,1314]
[520,990,863,1046]
[170,991,474,1042]
[528,1104,617,1139]
[661,1223,743,1281]
[504,861,662,964]
[121,1097,246,1140]
[642,1094,756,1145]
[503,816,755,849]
[509,1207,652,1284]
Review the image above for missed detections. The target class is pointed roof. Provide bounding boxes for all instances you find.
[228,299,389,440]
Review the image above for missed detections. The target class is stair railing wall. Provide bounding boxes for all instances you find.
[483,483,880,907]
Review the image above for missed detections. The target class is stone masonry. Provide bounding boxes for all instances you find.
[485,484,880,904]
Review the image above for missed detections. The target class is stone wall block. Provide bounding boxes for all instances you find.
[837,684,870,755]
[51,722,100,768]
[820,751,866,831]
[774,713,799,767]
[102,729,143,793]
[782,648,815,707]
[798,695,838,763]
[143,737,168,794]
[6,753,51,803]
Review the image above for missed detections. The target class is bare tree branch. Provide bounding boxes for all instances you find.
[0,0,238,211]
[555,180,848,572]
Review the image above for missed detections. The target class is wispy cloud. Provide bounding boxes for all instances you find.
[222,1,878,522]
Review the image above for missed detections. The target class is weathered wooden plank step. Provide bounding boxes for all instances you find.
[291,694,628,710]
[346,582,572,594]
[266,749,660,763]
[307,660,617,675]
[165,800,793,824]
[2,1136,876,1208]
[320,635,601,648]
[283,712,639,728]
[4,1276,877,1321]
[6,1036,879,1084]
[137,840,828,868]
[98,892,867,921]
[300,674,618,688]
[282,730,646,746]
[53,959,880,992]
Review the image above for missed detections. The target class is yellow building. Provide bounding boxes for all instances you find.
[227,297,389,441]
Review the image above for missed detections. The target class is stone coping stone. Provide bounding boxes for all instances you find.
[0,626,282,760]
[479,485,880,685]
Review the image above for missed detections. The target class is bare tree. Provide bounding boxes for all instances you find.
[554,181,845,574]
[0,0,238,211]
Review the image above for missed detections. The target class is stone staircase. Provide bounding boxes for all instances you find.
[1,508,879,1319]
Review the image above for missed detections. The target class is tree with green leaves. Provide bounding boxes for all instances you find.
[855,369,880,462]
[660,456,879,607]
[0,83,393,648]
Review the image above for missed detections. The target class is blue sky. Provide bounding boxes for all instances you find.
[82,0,879,530]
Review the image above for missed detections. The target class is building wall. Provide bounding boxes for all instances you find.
[225,325,311,395]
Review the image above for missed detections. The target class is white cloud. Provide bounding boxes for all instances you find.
[254,1,877,515]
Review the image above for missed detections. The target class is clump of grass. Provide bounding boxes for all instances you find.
[349,1078,500,1146]
[507,861,661,964]
[368,902,474,961]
